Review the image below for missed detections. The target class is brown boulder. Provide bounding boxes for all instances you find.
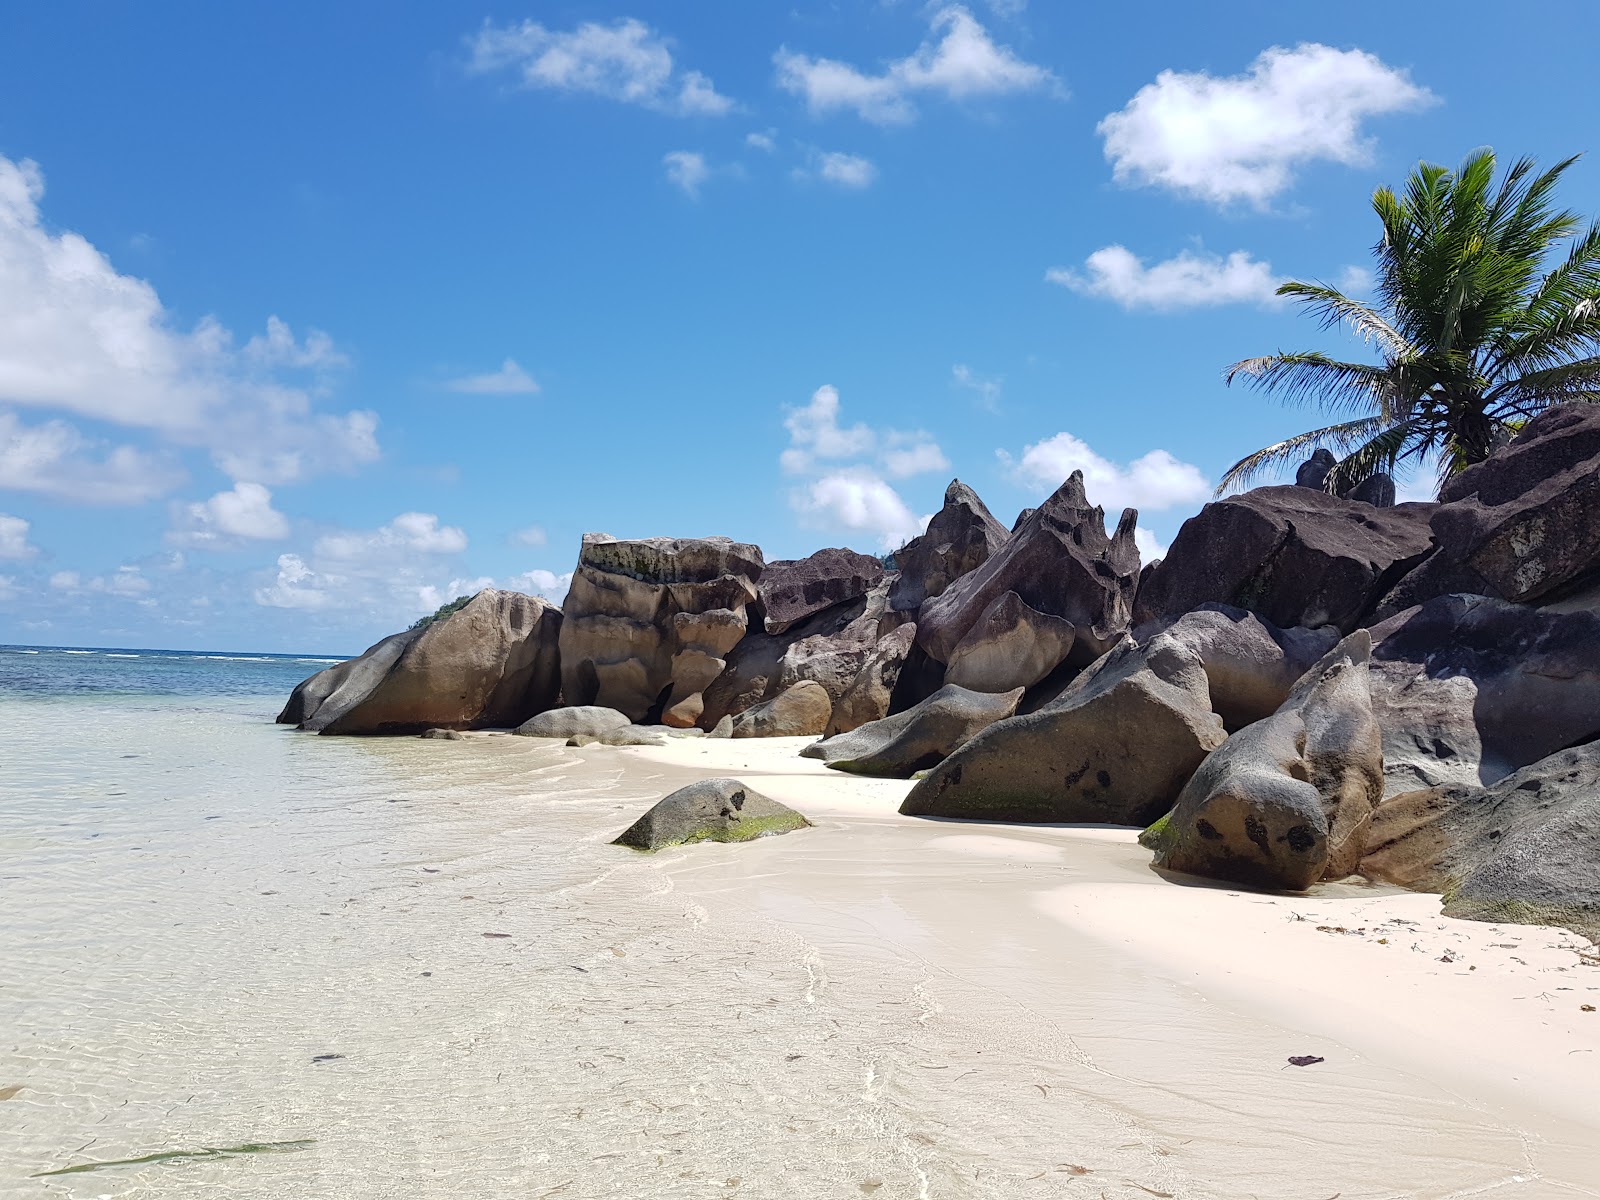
[305,590,562,735]
[804,683,1023,778]
[942,590,1078,694]
[826,622,917,736]
[760,547,886,634]
[731,680,832,738]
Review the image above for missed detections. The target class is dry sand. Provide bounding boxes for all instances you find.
[610,734,1600,1197]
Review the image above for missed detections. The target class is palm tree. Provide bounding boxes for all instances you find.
[1220,149,1600,497]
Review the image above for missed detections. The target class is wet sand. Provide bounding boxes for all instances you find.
[4,704,1598,1198]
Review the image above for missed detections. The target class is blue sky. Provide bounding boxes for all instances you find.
[2,2,1597,654]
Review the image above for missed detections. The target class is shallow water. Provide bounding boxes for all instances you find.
[3,686,1599,1198]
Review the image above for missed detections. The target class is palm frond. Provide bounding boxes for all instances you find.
[1224,352,1409,418]
[1215,416,1390,495]
[1274,280,1415,360]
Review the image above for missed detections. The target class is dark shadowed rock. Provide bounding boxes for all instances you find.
[760,547,886,635]
[1345,472,1396,507]
[887,479,1009,615]
[421,728,464,740]
[943,590,1078,693]
[612,778,810,851]
[1361,744,1600,941]
[1133,486,1436,634]
[1380,404,1600,615]
[731,680,832,738]
[900,635,1225,824]
[306,591,562,735]
[917,471,1142,668]
[1135,604,1340,732]
[827,622,917,735]
[279,629,420,726]
[1147,633,1383,890]
[514,705,632,739]
[558,534,764,727]
[1368,593,1600,796]
[1295,449,1336,489]
[803,684,1024,778]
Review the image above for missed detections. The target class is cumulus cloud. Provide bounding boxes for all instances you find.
[815,151,876,189]
[1098,43,1434,206]
[0,154,379,497]
[1133,527,1169,563]
[168,482,290,549]
[793,469,926,549]
[781,385,879,474]
[0,513,36,559]
[746,130,777,152]
[1047,245,1283,310]
[663,150,711,197]
[881,437,951,479]
[315,512,468,561]
[467,16,733,116]
[0,411,180,504]
[50,564,152,599]
[446,358,540,395]
[255,512,470,614]
[775,4,1055,125]
[998,432,1210,512]
[505,568,574,601]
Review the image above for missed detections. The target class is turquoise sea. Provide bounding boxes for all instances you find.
[0,645,343,700]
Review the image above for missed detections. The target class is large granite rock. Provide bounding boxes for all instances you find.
[887,479,1009,615]
[612,778,811,851]
[558,534,763,727]
[760,547,886,634]
[1361,744,1600,940]
[802,684,1024,778]
[900,634,1225,824]
[1136,604,1340,732]
[1134,486,1436,633]
[826,622,917,736]
[296,590,562,735]
[278,628,419,726]
[1368,593,1600,796]
[942,590,1078,694]
[1147,633,1383,890]
[1380,403,1600,615]
[731,680,832,738]
[514,705,631,739]
[916,471,1142,673]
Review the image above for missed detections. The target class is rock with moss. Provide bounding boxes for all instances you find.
[1152,632,1383,891]
[1361,742,1600,941]
[613,778,811,851]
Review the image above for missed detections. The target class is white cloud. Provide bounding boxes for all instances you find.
[1047,245,1283,310]
[880,436,950,479]
[775,4,1055,125]
[1337,264,1375,296]
[255,512,469,614]
[505,568,574,601]
[782,384,878,474]
[0,154,379,496]
[417,576,496,613]
[998,432,1210,512]
[255,553,327,610]
[511,524,548,546]
[951,364,1001,410]
[50,564,152,599]
[746,130,777,152]
[0,513,37,559]
[0,410,180,504]
[446,358,540,396]
[1134,526,1169,562]
[816,151,876,189]
[467,17,733,116]
[1098,43,1434,206]
[169,482,290,549]
[793,468,927,549]
[315,512,468,561]
[49,570,78,590]
[664,150,711,197]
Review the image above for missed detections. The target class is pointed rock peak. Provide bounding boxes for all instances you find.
[942,479,1000,523]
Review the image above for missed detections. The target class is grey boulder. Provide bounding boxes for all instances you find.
[826,622,917,736]
[731,680,833,738]
[1147,633,1383,891]
[900,634,1225,824]
[760,547,886,635]
[613,778,811,851]
[514,705,632,739]
[887,479,1009,615]
[279,628,420,726]
[803,683,1024,778]
[942,590,1078,694]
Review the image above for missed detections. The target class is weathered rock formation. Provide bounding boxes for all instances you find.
[1147,633,1383,890]
[887,480,1009,615]
[558,535,763,727]
[1380,404,1600,616]
[1367,593,1600,796]
[1134,486,1435,634]
[901,634,1225,824]
[1362,743,1600,940]
[826,623,917,736]
[731,680,832,738]
[760,547,886,634]
[289,590,562,735]
[612,778,811,851]
[802,684,1024,778]
[278,628,419,726]
[916,471,1142,688]
[514,706,632,739]
[942,591,1078,694]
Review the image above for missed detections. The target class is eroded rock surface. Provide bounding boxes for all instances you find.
[887,479,1009,615]
[760,548,886,635]
[803,684,1024,778]
[826,623,917,736]
[731,680,832,738]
